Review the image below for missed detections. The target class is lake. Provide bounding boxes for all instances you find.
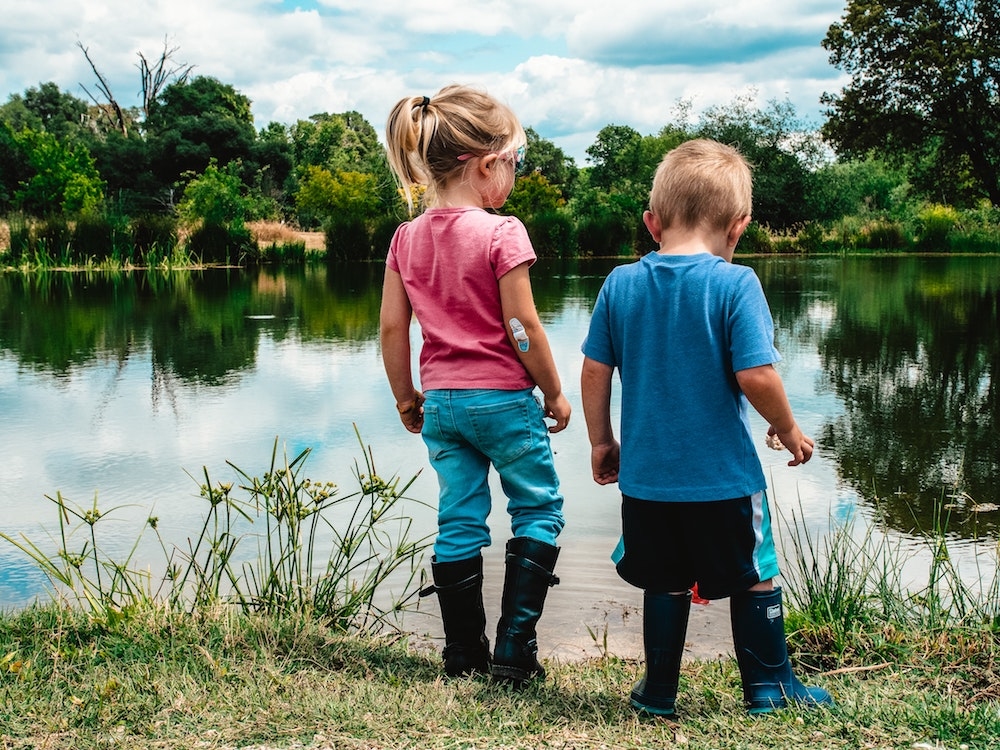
[1,255,998,660]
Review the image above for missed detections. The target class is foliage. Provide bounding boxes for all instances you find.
[0,435,429,632]
[522,126,578,190]
[295,166,379,230]
[822,0,1000,206]
[11,129,104,215]
[145,75,257,188]
[505,171,565,218]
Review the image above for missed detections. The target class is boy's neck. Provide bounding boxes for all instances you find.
[655,227,733,261]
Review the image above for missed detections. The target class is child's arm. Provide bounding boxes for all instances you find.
[581,356,620,485]
[379,268,424,433]
[498,263,571,433]
[735,364,814,466]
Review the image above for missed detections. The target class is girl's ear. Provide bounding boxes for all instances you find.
[478,152,499,177]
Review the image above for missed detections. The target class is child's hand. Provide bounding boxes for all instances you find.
[768,424,814,466]
[543,392,571,433]
[590,440,620,485]
[396,392,425,434]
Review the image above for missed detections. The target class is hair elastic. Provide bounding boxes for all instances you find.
[420,96,430,108]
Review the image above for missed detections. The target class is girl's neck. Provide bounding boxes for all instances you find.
[434,184,485,209]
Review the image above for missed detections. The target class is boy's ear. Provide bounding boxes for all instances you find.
[643,210,662,243]
[727,214,752,248]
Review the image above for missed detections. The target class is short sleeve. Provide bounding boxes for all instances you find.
[491,217,536,279]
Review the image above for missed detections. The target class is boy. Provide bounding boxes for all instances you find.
[580,139,833,715]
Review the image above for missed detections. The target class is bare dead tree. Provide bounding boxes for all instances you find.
[138,38,194,120]
[77,41,130,136]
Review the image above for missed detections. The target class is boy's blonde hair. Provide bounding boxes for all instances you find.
[648,139,752,232]
[385,83,525,213]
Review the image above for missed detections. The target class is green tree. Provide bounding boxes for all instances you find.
[145,76,257,187]
[521,128,578,192]
[822,0,1000,206]
[13,128,104,214]
[294,166,379,228]
[696,96,818,230]
[0,83,90,142]
[586,124,644,192]
[0,121,30,211]
[506,171,565,218]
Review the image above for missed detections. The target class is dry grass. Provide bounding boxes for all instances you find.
[248,220,324,251]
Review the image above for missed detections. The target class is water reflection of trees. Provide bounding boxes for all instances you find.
[0,265,385,385]
[813,257,1000,538]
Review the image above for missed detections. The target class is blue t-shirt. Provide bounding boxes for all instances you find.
[582,252,780,501]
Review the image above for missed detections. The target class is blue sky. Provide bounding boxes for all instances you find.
[0,0,850,163]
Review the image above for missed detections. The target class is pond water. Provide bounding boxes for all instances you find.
[1,255,998,659]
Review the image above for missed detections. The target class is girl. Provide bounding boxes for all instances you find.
[380,84,570,685]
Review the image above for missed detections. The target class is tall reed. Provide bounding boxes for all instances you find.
[1,431,430,634]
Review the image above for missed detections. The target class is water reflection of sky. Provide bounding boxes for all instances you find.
[1,261,997,612]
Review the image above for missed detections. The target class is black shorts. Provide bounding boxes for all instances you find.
[614,493,779,599]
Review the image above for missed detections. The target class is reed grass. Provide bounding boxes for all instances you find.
[0,430,430,634]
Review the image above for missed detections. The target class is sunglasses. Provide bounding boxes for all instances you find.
[457,144,526,172]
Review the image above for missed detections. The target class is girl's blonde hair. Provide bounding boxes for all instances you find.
[649,139,753,232]
[385,84,525,213]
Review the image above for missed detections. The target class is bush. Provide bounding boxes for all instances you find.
[859,218,909,250]
[370,216,401,261]
[132,214,178,264]
[324,216,371,262]
[73,212,133,264]
[737,221,774,254]
[525,210,576,258]
[35,216,72,265]
[916,204,960,252]
[186,222,257,264]
[259,240,306,264]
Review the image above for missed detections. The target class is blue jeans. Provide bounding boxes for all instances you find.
[421,389,565,562]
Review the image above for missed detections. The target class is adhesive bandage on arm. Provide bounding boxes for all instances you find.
[509,317,529,352]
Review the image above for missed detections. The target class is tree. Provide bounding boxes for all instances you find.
[822,0,1000,206]
[0,83,89,141]
[696,96,818,230]
[521,128,577,191]
[12,128,104,214]
[145,76,257,186]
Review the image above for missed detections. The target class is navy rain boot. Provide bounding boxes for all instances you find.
[491,537,560,686]
[730,587,833,713]
[630,590,692,716]
[420,555,491,677]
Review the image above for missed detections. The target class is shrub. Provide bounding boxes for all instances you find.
[737,221,774,253]
[132,214,178,264]
[525,210,576,258]
[73,212,134,265]
[916,204,960,252]
[186,222,257,265]
[35,216,73,265]
[859,218,909,250]
[324,216,370,262]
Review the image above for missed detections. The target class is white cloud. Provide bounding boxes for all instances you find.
[0,0,849,162]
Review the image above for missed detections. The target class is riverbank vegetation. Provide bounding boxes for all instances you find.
[3,1,1000,269]
[2,471,998,749]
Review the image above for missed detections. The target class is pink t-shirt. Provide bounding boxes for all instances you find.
[386,207,536,391]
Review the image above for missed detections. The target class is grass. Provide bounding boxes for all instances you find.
[1,458,998,748]
[0,602,997,749]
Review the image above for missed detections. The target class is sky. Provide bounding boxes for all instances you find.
[0,0,851,164]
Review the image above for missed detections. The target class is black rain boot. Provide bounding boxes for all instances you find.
[630,590,692,716]
[730,587,833,713]
[491,537,560,686]
[419,555,491,677]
